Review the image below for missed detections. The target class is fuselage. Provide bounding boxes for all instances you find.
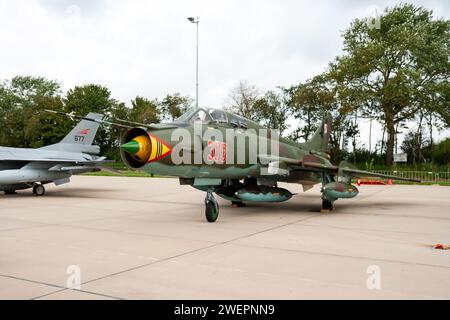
[0,146,100,189]
[120,108,328,186]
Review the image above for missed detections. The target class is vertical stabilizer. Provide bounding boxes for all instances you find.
[305,116,332,154]
[40,112,104,154]
[60,112,103,145]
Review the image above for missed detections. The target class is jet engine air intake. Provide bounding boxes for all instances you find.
[120,128,152,168]
[120,128,172,168]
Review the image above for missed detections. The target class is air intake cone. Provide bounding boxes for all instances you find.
[120,135,151,162]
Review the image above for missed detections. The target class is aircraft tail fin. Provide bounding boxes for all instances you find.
[60,112,103,145]
[305,115,332,154]
[40,112,104,154]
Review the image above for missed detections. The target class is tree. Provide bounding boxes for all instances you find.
[64,84,115,115]
[64,84,118,154]
[432,138,450,166]
[401,130,427,165]
[159,93,192,122]
[23,96,67,148]
[329,4,450,165]
[283,76,335,142]
[253,90,289,136]
[225,81,260,119]
[283,75,355,162]
[129,96,160,124]
[225,82,291,136]
[106,101,130,160]
[0,76,62,148]
[419,80,450,162]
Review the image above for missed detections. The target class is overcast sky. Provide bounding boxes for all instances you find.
[0,0,449,148]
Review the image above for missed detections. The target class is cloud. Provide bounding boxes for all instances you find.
[0,0,448,145]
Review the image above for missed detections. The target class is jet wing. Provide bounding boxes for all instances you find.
[336,167,421,182]
[0,152,73,163]
[0,155,102,164]
[0,148,111,165]
[259,153,420,182]
[302,155,420,182]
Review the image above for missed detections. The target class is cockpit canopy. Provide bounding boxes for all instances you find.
[175,108,259,129]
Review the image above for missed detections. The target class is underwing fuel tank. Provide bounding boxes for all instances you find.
[235,186,293,203]
[322,182,359,200]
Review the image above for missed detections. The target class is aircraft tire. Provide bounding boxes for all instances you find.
[205,199,219,223]
[33,184,45,196]
[4,190,16,195]
[322,199,333,211]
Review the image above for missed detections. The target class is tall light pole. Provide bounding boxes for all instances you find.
[187,16,199,108]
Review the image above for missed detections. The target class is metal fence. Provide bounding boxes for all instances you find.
[369,171,450,183]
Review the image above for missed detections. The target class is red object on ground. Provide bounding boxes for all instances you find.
[357,178,361,186]
[359,178,386,185]
[387,179,393,185]
[434,244,449,250]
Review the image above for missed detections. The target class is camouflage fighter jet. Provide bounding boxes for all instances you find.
[0,113,111,195]
[53,108,419,222]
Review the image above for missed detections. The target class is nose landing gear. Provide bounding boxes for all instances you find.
[205,190,219,223]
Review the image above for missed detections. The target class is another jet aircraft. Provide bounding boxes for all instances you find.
[0,113,110,195]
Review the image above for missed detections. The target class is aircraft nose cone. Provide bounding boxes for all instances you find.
[120,140,140,155]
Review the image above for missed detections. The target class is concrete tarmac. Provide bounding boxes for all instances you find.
[0,176,449,300]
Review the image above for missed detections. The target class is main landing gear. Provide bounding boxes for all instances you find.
[33,184,45,196]
[205,190,219,223]
[321,198,334,213]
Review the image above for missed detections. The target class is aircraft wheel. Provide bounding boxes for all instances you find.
[4,190,16,195]
[33,184,45,196]
[205,192,219,223]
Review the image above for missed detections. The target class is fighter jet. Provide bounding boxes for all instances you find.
[53,108,419,222]
[0,112,110,196]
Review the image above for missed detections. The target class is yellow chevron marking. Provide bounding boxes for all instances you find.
[147,134,172,162]
[149,135,158,161]
[161,143,170,157]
